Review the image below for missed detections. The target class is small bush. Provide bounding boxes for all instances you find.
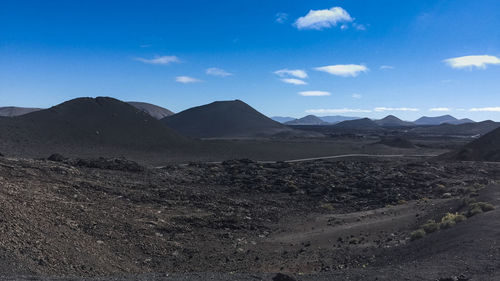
[468,207,483,217]
[440,213,466,229]
[467,202,495,217]
[320,203,335,211]
[410,229,426,241]
[422,220,440,233]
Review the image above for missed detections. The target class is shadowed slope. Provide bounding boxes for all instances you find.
[127,101,174,119]
[446,126,500,161]
[0,107,42,117]
[333,118,384,131]
[411,120,500,136]
[162,100,298,138]
[0,97,188,150]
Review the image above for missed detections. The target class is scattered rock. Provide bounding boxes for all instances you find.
[47,153,65,162]
[273,273,296,281]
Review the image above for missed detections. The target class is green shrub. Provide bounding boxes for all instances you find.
[410,229,426,241]
[467,202,495,217]
[440,213,466,229]
[422,220,440,234]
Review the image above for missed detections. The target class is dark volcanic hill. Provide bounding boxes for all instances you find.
[446,126,500,161]
[410,120,500,136]
[414,115,458,125]
[375,115,414,127]
[285,115,328,125]
[127,101,174,119]
[0,97,187,150]
[333,118,383,131]
[162,100,301,138]
[0,106,42,117]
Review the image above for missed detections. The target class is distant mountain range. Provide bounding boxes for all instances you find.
[374,115,414,127]
[273,115,360,124]
[275,114,478,127]
[414,115,474,125]
[285,115,328,125]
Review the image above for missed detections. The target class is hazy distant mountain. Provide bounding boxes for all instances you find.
[271,116,296,123]
[0,97,187,149]
[414,115,459,125]
[162,100,312,139]
[318,116,360,123]
[333,118,383,131]
[447,118,475,125]
[285,115,328,125]
[0,106,42,117]
[411,120,500,136]
[127,102,174,119]
[375,115,414,127]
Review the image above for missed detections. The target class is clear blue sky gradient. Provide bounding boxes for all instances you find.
[1,0,500,121]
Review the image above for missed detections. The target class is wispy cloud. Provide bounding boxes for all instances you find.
[135,55,180,65]
[352,93,362,99]
[374,107,419,112]
[295,7,353,30]
[429,107,451,112]
[206,67,233,77]
[315,64,368,77]
[176,76,202,83]
[274,69,308,79]
[469,107,500,112]
[275,12,289,24]
[380,65,395,70]
[353,23,366,31]
[306,108,371,114]
[298,91,331,96]
[281,78,307,85]
[444,55,500,69]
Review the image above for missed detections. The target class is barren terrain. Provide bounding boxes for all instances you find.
[1,154,499,280]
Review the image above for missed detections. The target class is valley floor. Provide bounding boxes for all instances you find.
[1,155,500,280]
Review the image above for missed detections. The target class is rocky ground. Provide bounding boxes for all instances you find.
[0,155,500,280]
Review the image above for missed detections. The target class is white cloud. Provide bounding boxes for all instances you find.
[274,69,308,79]
[306,108,371,114]
[295,7,353,30]
[352,93,362,99]
[206,67,233,77]
[374,107,419,112]
[429,107,451,112]
[444,55,500,69]
[275,12,288,24]
[315,64,368,77]
[469,107,500,112]
[281,78,307,85]
[353,23,366,31]
[380,65,395,70]
[176,76,202,83]
[298,91,331,96]
[135,55,180,65]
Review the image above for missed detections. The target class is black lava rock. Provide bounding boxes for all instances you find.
[273,273,296,281]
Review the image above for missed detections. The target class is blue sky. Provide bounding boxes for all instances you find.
[1,0,500,121]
